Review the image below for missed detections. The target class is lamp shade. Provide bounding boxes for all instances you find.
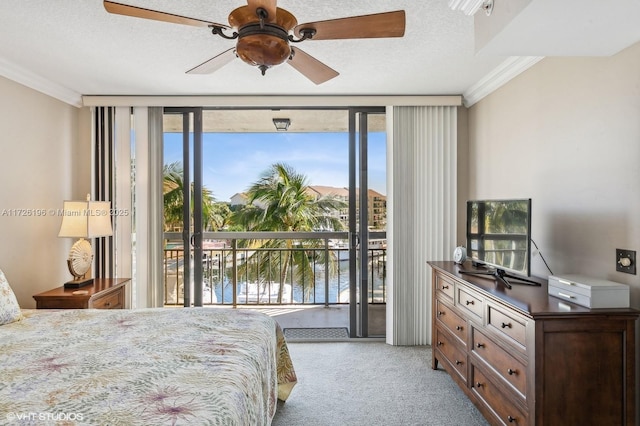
[58,200,113,238]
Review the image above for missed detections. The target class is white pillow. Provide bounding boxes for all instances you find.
[0,268,23,325]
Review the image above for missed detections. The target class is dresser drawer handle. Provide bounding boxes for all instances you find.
[465,300,474,306]
[437,341,443,346]
[501,322,512,329]
[507,368,516,375]
[558,292,574,299]
[507,415,515,423]
[475,382,483,388]
[437,311,444,316]
[455,360,463,365]
[476,343,485,348]
[104,302,111,307]
[455,325,462,331]
[442,285,449,289]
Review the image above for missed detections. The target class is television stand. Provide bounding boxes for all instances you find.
[458,267,540,290]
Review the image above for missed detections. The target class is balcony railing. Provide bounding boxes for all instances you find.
[163,231,386,307]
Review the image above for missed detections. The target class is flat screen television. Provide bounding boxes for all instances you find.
[462,198,539,288]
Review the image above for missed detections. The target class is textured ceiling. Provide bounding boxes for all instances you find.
[0,1,638,106]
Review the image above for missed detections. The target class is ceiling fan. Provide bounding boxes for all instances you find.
[103,1,405,84]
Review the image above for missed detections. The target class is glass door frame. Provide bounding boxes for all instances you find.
[348,107,385,338]
[164,107,205,307]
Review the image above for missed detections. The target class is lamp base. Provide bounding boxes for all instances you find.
[64,277,94,288]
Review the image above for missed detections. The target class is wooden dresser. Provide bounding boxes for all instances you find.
[33,278,130,309]
[428,261,638,426]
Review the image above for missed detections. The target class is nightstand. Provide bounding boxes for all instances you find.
[33,278,131,309]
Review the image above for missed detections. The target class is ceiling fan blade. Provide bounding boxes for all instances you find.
[246,0,278,23]
[103,1,228,28]
[288,47,339,85]
[186,48,237,74]
[294,10,405,40]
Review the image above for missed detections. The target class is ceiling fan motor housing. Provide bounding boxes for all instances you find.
[237,24,291,68]
[229,6,298,71]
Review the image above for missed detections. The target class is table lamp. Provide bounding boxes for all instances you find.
[58,195,113,288]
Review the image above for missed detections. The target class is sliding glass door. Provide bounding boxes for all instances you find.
[163,108,205,307]
[349,108,387,337]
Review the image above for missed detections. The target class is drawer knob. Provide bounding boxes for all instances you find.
[507,415,515,423]
[442,285,449,289]
[476,343,485,348]
[455,360,463,365]
[465,300,474,305]
[501,322,512,329]
[475,382,483,388]
[437,311,444,316]
[456,325,462,331]
[437,341,443,346]
[104,302,111,307]
[507,368,516,375]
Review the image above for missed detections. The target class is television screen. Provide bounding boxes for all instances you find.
[466,199,531,277]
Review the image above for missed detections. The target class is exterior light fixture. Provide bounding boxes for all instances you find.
[273,118,291,131]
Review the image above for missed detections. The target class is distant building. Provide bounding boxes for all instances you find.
[230,186,386,230]
[307,186,386,230]
[230,192,266,209]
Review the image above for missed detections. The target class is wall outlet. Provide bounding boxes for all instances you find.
[616,249,636,274]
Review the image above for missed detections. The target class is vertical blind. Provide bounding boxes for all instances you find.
[92,106,163,308]
[388,106,457,345]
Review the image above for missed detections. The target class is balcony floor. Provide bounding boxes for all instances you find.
[192,304,386,339]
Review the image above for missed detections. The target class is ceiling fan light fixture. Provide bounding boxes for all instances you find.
[273,118,291,131]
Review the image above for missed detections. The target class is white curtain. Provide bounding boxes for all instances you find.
[387,106,457,345]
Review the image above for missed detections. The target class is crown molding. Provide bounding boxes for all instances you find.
[463,56,544,107]
[0,58,83,108]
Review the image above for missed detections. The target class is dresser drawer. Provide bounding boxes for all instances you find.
[435,299,467,347]
[435,273,455,300]
[472,365,527,426]
[487,304,526,348]
[90,288,123,309]
[435,326,467,383]
[472,327,527,398]
[457,286,484,319]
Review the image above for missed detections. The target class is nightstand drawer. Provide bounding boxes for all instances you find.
[91,288,123,309]
[34,278,130,309]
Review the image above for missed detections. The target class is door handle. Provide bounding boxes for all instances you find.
[190,233,201,249]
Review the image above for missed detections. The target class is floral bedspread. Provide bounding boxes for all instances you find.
[0,308,297,425]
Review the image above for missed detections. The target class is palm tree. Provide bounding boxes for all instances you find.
[230,163,346,302]
[163,161,227,232]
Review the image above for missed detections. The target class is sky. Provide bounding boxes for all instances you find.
[164,132,387,202]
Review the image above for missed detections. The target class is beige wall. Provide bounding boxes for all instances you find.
[0,76,91,308]
[466,41,640,307]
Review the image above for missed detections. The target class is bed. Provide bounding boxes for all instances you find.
[0,285,297,426]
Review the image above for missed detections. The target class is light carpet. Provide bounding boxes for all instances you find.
[273,342,489,426]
